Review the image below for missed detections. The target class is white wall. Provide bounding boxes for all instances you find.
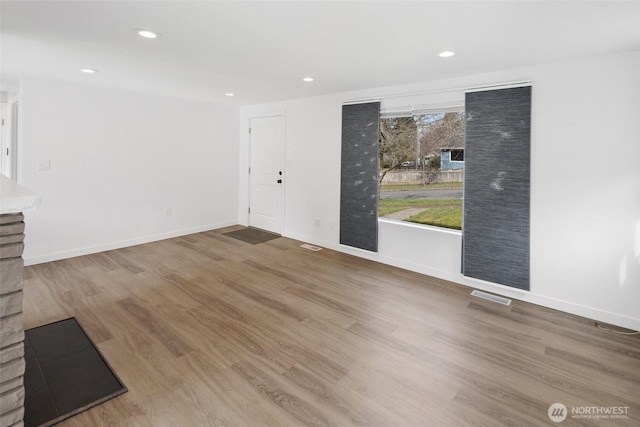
[239,51,640,330]
[20,77,239,264]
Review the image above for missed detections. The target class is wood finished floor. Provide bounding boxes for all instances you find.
[23,226,640,426]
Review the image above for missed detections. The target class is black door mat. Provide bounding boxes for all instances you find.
[24,318,127,427]
[223,227,281,244]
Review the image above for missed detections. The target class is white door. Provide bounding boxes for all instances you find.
[0,105,6,178]
[249,115,285,234]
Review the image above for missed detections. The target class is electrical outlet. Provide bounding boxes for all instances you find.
[314,219,321,227]
[164,208,171,217]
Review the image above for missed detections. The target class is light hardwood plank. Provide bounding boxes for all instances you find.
[21,227,640,426]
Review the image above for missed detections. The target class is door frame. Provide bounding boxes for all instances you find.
[248,112,286,234]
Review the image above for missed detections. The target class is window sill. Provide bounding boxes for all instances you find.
[378,217,462,236]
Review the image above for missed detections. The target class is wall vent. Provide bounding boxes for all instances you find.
[300,243,322,252]
[471,290,512,305]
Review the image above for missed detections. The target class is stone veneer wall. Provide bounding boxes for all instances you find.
[0,213,26,427]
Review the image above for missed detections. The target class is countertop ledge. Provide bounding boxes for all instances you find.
[0,175,41,214]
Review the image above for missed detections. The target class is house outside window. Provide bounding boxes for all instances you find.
[441,148,464,169]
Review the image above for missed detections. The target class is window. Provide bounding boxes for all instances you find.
[450,149,464,162]
[379,111,465,230]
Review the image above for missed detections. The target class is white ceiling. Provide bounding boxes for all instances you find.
[1,1,639,105]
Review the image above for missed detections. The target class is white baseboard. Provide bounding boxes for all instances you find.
[283,231,640,332]
[23,220,238,266]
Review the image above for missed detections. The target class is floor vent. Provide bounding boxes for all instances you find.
[471,290,512,305]
[300,243,323,251]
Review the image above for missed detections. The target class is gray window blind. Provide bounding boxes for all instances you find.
[340,102,380,252]
[462,86,531,290]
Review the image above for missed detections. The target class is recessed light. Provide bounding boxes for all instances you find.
[302,77,314,82]
[137,30,158,39]
[439,51,455,58]
[80,68,97,74]
[225,93,235,97]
